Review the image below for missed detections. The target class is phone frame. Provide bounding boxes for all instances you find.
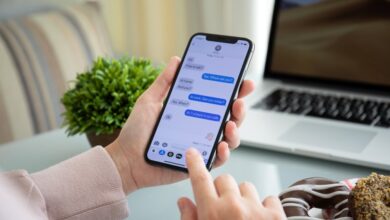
[144,32,254,172]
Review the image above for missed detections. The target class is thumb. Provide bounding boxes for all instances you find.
[178,197,197,220]
[145,56,181,101]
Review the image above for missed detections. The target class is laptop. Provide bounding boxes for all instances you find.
[241,0,390,170]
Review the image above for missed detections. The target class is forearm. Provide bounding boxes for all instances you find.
[106,140,138,194]
[31,146,129,220]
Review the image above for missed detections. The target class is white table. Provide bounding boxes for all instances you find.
[1,129,389,219]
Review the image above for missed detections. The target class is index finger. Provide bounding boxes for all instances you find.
[186,148,217,206]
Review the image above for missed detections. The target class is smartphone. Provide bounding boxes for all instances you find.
[144,33,254,172]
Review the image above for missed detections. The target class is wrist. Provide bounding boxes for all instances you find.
[106,140,138,194]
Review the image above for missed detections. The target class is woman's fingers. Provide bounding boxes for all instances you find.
[230,80,254,128]
[239,182,261,204]
[224,121,240,149]
[263,196,284,212]
[144,56,181,102]
[186,148,217,206]
[213,98,246,166]
[214,174,240,197]
[212,142,230,168]
[186,147,285,220]
[230,99,246,127]
[178,197,198,220]
[237,80,255,98]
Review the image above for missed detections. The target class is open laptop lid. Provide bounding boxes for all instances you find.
[264,0,390,94]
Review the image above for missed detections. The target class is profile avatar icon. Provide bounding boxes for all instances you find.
[215,45,222,51]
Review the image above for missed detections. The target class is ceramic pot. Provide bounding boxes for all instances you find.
[86,129,121,147]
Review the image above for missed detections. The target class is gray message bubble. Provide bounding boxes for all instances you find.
[176,84,192,91]
[184,63,204,71]
[170,99,190,107]
[178,78,194,84]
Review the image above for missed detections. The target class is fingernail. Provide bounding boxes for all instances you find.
[170,56,178,63]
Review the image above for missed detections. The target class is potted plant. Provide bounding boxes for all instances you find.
[61,56,161,147]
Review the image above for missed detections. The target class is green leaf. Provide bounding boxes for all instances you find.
[61,56,162,136]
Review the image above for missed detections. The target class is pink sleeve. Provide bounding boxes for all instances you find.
[0,146,129,220]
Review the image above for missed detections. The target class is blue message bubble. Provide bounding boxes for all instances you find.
[202,73,234,84]
[185,109,220,122]
[188,93,226,106]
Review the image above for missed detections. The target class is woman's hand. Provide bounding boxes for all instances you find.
[106,56,255,194]
[178,148,287,220]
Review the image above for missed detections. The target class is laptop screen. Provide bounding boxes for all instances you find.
[267,0,390,90]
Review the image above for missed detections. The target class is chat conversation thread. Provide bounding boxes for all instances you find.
[147,35,249,167]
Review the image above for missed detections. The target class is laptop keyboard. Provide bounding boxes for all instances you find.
[253,89,390,128]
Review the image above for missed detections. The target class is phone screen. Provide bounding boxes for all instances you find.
[145,33,252,170]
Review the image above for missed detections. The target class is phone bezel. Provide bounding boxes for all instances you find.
[144,32,254,172]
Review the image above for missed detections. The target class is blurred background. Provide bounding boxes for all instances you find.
[0,0,274,79]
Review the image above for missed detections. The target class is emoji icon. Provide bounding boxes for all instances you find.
[205,133,214,141]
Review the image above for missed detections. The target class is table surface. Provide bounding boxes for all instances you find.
[1,129,389,220]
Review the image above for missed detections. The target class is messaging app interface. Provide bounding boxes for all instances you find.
[147,35,250,167]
